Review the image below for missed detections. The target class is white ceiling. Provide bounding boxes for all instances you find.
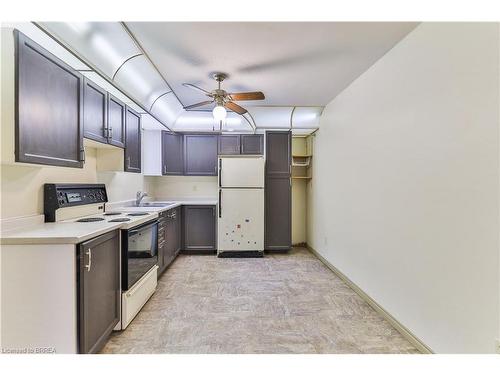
[125,22,418,110]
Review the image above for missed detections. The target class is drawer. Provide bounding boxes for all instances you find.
[121,266,158,329]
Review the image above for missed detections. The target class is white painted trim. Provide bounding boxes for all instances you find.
[306,244,433,354]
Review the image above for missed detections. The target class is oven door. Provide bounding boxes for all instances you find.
[123,220,158,290]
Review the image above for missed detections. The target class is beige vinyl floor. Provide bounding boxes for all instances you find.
[101,247,419,354]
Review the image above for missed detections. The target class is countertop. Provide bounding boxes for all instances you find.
[0,221,124,245]
[0,198,217,246]
[112,199,218,214]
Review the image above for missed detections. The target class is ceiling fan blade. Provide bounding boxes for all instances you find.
[229,91,265,101]
[183,100,214,110]
[225,101,248,115]
[182,83,211,95]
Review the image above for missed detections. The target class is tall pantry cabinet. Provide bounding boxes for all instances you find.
[264,131,292,251]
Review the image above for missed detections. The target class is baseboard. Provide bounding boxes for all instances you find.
[218,251,264,258]
[180,249,217,255]
[306,244,433,354]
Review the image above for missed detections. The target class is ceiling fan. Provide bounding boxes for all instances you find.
[182,73,265,120]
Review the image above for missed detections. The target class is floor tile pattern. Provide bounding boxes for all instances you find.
[101,247,419,354]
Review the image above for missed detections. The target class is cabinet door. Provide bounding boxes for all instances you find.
[78,230,120,354]
[124,106,141,173]
[218,135,240,155]
[107,93,126,148]
[157,215,167,275]
[265,177,292,250]
[161,132,184,175]
[174,207,182,255]
[183,205,216,252]
[83,78,108,144]
[240,134,264,155]
[15,31,84,168]
[265,131,291,176]
[184,134,218,176]
[166,211,177,262]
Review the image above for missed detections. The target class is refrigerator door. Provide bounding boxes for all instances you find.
[219,157,265,188]
[218,188,264,253]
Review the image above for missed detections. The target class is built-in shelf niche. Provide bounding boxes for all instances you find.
[291,136,313,180]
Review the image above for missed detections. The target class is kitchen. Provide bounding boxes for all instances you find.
[1,14,500,365]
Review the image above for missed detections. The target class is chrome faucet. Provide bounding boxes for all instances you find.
[136,191,148,206]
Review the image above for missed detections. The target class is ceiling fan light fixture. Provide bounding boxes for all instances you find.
[213,105,227,121]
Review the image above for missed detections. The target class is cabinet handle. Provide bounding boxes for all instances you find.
[85,248,92,272]
[218,189,222,218]
[218,159,222,187]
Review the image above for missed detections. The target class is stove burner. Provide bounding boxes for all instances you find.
[77,217,105,223]
[127,212,149,216]
[104,212,121,216]
[109,218,131,222]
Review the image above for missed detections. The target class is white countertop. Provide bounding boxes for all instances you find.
[0,198,217,245]
[0,221,124,245]
[112,199,218,213]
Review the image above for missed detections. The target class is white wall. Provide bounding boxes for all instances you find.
[308,23,500,353]
[292,179,307,244]
[97,172,153,204]
[150,176,218,199]
[1,147,97,219]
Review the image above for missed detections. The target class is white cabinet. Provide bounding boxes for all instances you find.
[142,129,162,176]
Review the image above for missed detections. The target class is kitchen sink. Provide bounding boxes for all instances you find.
[133,202,176,207]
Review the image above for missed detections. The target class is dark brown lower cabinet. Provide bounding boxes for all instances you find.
[264,176,292,250]
[158,207,182,277]
[77,230,120,354]
[182,205,217,253]
[157,211,168,275]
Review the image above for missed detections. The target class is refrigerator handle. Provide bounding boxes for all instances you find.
[218,189,222,218]
[218,159,222,187]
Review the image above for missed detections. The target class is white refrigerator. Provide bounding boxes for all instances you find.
[217,156,265,256]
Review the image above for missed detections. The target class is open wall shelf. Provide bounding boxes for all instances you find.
[291,136,313,180]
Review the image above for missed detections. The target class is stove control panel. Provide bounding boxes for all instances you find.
[44,184,108,222]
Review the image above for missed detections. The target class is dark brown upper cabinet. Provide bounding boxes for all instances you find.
[83,79,126,149]
[124,106,141,173]
[83,78,108,144]
[184,134,218,176]
[218,134,240,155]
[106,94,126,148]
[265,131,291,177]
[15,30,84,168]
[240,134,264,155]
[161,131,184,175]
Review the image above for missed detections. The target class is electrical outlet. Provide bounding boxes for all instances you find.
[495,339,500,354]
